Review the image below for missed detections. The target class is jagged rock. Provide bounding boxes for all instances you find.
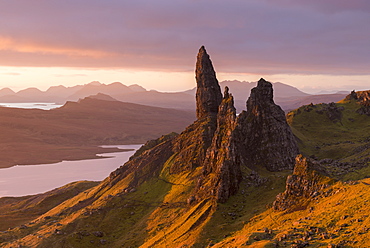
[273,155,334,211]
[199,87,242,202]
[235,78,299,171]
[345,90,370,102]
[170,46,221,173]
[112,48,298,206]
[195,46,222,119]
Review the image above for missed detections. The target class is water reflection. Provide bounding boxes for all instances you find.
[0,145,141,197]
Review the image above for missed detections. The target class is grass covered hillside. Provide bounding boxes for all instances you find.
[287,91,370,180]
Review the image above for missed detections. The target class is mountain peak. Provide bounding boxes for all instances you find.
[195,46,222,119]
[87,81,102,86]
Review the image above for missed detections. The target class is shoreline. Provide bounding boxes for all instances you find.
[0,144,141,169]
[0,144,142,197]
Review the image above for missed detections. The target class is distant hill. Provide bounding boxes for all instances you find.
[0,81,349,112]
[0,97,195,168]
[0,87,15,97]
[276,93,348,112]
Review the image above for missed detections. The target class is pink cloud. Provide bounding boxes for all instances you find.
[0,0,369,76]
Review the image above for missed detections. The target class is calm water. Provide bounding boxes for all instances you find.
[0,145,142,197]
[0,102,63,110]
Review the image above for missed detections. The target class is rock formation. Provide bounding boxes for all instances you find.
[235,78,299,171]
[273,155,333,211]
[170,47,221,173]
[195,46,223,119]
[115,48,298,204]
[346,90,370,116]
[200,87,242,202]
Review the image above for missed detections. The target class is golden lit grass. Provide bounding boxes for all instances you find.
[198,166,291,247]
[0,181,98,231]
[214,179,370,247]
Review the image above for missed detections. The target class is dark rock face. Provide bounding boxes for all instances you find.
[200,87,242,203]
[235,78,299,171]
[171,47,221,173]
[273,155,333,211]
[195,46,222,119]
[170,116,217,173]
[108,134,175,187]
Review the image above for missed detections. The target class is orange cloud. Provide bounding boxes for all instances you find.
[0,36,110,58]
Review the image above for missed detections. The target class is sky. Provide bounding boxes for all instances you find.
[0,0,369,94]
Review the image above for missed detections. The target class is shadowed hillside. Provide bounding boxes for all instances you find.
[0,96,195,168]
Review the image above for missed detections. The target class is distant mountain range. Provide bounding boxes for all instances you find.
[0,81,348,112]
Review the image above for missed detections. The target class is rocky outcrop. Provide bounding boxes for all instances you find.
[170,47,220,173]
[346,90,370,103]
[113,48,298,203]
[235,78,299,171]
[173,50,299,202]
[199,87,242,202]
[315,102,344,122]
[196,46,223,119]
[273,155,333,211]
[346,90,370,116]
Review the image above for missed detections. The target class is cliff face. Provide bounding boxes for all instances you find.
[235,78,299,171]
[199,87,242,203]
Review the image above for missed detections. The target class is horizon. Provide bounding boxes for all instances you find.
[1,1,369,94]
[0,78,367,95]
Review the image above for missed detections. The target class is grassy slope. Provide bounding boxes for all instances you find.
[0,181,98,231]
[0,143,289,247]
[214,179,370,247]
[287,100,370,180]
[288,100,370,161]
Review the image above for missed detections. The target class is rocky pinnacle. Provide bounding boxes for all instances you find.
[195,46,222,119]
[236,78,299,171]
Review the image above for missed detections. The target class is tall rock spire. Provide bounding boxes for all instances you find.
[195,46,222,119]
[235,78,299,171]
